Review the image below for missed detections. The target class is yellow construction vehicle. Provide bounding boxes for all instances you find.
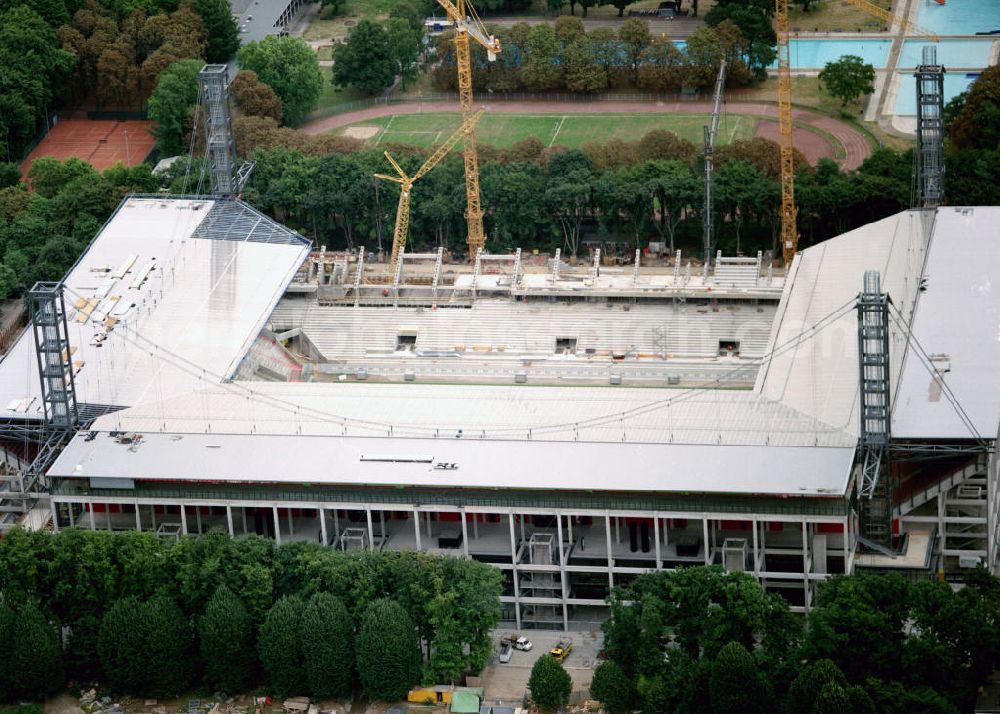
[549,637,573,663]
[775,0,937,265]
[375,109,485,272]
[435,0,500,259]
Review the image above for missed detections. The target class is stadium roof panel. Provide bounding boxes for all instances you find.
[0,198,310,419]
[892,207,1000,440]
[87,382,858,448]
[756,210,933,437]
[49,429,856,497]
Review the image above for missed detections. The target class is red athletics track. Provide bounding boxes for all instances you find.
[21,119,156,177]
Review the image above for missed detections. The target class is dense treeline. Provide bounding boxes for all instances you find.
[593,566,1000,714]
[0,0,237,161]
[0,528,502,701]
[243,132,916,261]
[432,17,767,96]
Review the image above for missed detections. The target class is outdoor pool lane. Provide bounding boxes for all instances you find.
[893,71,980,115]
[768,39,892,69]
[897,39,995,68]
[915,0,1000,36]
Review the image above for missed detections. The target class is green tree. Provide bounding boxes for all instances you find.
[7,602,63,700]
[0,161,19,188]
[819,55,875,107]
[194,0,238,62]
[528,654,572,712]
[949,64,1000,150]
[812,681,850,714]
[301,593,354,699]
[522,23,561,91]
[237,36,323,124]
[199,584,256,695]
[331,19,395,95]
[386,18,422,90]
[563,36,605,93]
[590,660,632,714]
[709,641,769,713]
[99,595,193,697]
[147,58,202,156]
[785,659,848,714]
[258,595,306,696]
[618,17,650,85]
[356,598,421,701]
[553,15,584,44]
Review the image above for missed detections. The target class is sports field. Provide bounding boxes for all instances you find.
[340,112,758,149]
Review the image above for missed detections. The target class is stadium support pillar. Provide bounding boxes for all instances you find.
[461,512,470,558]
[180,505,188,535]
[366,509,374,550]
[752,517,760,576]
[556,515,568,631]
[51,500,60,533]
[605,515,614,592]
[226,505,234,536]
[89,505,95,531]
[319,507,327,545]
[135,502,141,532]
[654,516,662,569]
[508,513,522,629]
[241,507,248,535]
[414,509,422,550]
[703,517,710,564]
[272,506,281,545]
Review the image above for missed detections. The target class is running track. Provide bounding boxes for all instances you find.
[300,100,874,170]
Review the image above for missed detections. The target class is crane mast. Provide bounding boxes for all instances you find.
[437,0,500,259]
[703,60,727,267]
[776,0,938,266]
[776,0,797,267]
[375,110,485,272]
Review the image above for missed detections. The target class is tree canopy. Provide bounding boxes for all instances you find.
[819,54,876,107]
[528,654,572,712]
[147,58,203,156]
[356,598,422,701]
[237,35,323,125]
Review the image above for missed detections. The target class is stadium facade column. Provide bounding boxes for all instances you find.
[226,505,234,536]
[508,512,522,629]
[319,506,328,545]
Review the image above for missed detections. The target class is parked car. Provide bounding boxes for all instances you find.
[499,641,513,663]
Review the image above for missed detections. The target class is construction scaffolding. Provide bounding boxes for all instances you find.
[915,46,946,208]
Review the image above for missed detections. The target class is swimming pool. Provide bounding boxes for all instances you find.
[897,39,994,68]
[893,72,978,115]
[769,39,892,69]
[915,0,1000,36]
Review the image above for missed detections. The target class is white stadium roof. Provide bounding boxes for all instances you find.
[0,199,993,500]
[0,197,310,418]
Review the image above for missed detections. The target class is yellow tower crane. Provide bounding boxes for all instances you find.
[375,110,486,272]
[435,0,501,259]
[776,0,938,265]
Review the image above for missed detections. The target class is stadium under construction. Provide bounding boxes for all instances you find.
[0,192,997,627]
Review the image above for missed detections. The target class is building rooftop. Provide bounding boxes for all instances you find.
[892,207,1000,440]
[0,197,309,420]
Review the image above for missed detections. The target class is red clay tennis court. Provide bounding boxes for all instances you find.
[21,119,156,176]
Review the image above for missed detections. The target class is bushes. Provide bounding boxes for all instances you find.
[527,655,572,712]
[0,530,501,702]
[199,585,257,694]
[356,599,421,701]
[301,593,354,699]
[258,595,306,696]
[98,595,193,698]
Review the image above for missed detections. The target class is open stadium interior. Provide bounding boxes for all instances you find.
[0,196,998,627]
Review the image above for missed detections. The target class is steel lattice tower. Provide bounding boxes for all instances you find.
[199,64,237,197]
[915,46,945,207]
[28,282,79,428]
[856,271,893,548]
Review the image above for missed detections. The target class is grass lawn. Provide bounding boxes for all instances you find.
[788,0,891,33]
[338,111,758,149]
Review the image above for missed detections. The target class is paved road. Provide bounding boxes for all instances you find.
[299,99,873,170]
